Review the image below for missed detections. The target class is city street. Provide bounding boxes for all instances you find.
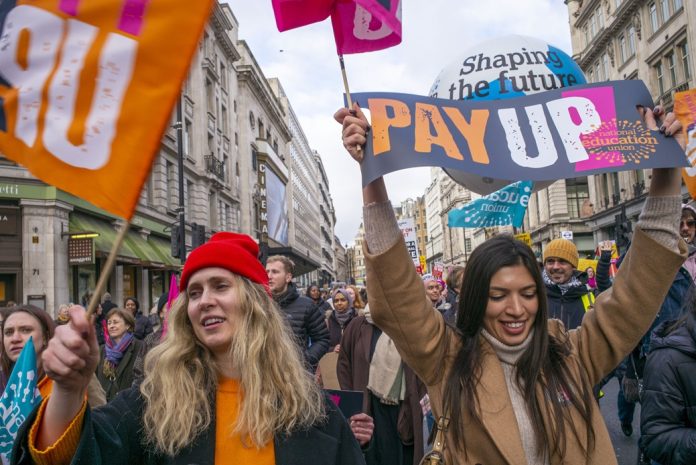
[600,376,642,465]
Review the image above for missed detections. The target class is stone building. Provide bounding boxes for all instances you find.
[564,0,693,245]
[315,152,338,287]
[266,78,322,284]
[0,1,338,311]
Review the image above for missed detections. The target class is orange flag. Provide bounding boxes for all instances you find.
[0,0,214,219]
[675,88,696,200]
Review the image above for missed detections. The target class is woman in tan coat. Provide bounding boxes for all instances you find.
[335,104,686,464]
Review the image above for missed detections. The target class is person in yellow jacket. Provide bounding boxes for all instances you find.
[334,103,686,464]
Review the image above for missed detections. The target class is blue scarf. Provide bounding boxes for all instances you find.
[104,332,134,377]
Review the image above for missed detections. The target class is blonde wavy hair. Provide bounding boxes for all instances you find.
[140,274,326,455]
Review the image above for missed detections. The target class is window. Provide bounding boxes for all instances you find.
[220,62,227,90]
[166,160,177,207]
[205,78,214,114]
[183,118,192,156]
[628,26,636,56]
[667,53,676,88]
[602,53,610,81]
[589,13,598,38]
[674,0,682,10]
[615,0,623,7]
[566,177,589,218]
[186,180,194,215]
[656,61,665,95]
[208,192,216,228]
[660,0,670,22]
[221,105,228,133]
[680,42,691,81]
[649,2,659,32]
[619,35,627,64]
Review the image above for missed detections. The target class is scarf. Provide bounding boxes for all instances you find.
[367,331,405,405]
[103,332,134,380]
[586,276,597,289]
[542,269,583,295]
[333,307,355,328]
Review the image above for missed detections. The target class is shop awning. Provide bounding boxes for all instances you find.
[69,213,179,268]
[267,246,321,277]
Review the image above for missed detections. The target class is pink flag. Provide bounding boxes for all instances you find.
[331,0,402,54]
[161,273,179,340]
[271,0,333,31]
[271,0,402,54]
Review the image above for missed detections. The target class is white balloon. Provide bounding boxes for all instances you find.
[430,35,586,194]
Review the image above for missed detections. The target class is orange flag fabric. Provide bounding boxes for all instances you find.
[0,0,214,218]
[675,88,696,200]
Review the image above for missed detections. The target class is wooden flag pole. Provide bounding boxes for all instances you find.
[85,219,131,318]
[338,54,362,155]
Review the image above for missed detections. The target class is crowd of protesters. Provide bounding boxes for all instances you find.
[0,103,694,465]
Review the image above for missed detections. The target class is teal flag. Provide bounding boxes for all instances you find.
[0,337,42,465]
[448,181,533,228]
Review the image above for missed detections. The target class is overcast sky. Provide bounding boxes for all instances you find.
[223,0,574,245]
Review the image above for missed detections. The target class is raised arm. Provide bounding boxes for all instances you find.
[571,107,687,383]
[334,105,453,385]
[38,306,100,449]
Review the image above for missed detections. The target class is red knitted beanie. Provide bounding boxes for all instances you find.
[180,232,269,291]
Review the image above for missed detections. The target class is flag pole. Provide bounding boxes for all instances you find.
[85,219,131,317]
[338,54,362,155]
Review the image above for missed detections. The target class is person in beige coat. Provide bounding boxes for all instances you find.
[334,104,687,465]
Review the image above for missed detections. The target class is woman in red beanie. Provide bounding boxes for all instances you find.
[11,232,365,465]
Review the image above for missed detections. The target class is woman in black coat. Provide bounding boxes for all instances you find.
[12,232,364,465]
[640,294,696,465]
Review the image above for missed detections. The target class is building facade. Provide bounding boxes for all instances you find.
[0,1,340,311]
[315,153,338,287]
[565,0,693,244]
[424,168,444,272]
[267,78,322,285]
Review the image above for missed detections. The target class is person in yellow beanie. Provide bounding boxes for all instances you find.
[542,237,595,330]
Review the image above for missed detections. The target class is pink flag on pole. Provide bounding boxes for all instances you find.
[271,0,402,54]
[271,0,334,31]
[331,0,402,54]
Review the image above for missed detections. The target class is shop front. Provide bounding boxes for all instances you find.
[0,202,21,306]
[68,212,180,310]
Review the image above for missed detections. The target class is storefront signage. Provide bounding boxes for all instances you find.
[257,161,269,243]
[0,207,18,235]
[68,237,95,265]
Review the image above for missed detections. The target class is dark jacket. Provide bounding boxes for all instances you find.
[275,282,330,370]
[545,270,593,330]
[134,312,153,340]
[337,316,426,465]
[640,313,696,465]
[327,309,356,351]
[11,385,365,465]
[97,338,144,402]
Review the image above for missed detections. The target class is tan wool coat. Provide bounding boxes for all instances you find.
[366,228,686,465]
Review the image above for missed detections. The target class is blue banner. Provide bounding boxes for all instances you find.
[352,80,688,189]
[0,337,42,465]
[448,181,533,228]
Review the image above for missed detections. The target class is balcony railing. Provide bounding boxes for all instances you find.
[205,155,225,182]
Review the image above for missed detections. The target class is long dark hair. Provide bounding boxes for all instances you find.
[442,235,595,459]
[1,305,56,387]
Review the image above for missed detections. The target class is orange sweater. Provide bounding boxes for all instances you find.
[29,378,275,465]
